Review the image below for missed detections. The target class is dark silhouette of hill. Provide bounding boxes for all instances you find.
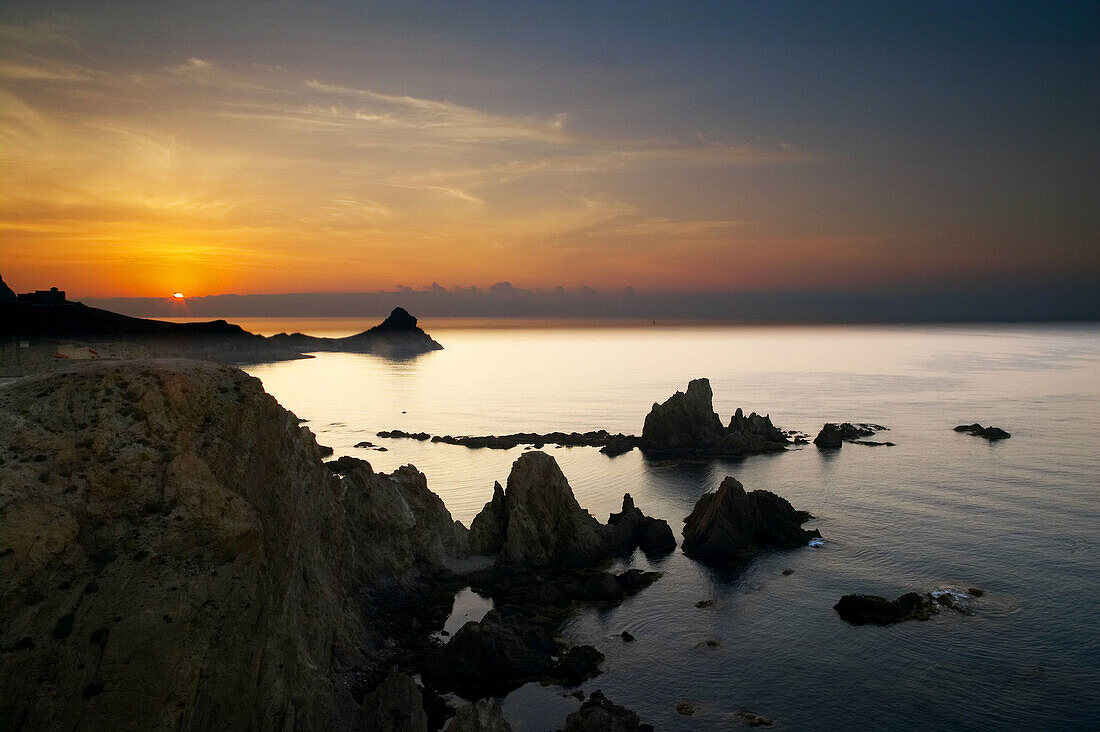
[1,286,441,365]
[268,307,442,357]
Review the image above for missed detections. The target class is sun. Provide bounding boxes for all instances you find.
[173,292,185,299]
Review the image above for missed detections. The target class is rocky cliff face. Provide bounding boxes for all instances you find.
[639,378,788,457]
[0,360,462,730]
[681,476,820,562]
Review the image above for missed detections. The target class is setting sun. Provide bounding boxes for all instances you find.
[173,293,185,299]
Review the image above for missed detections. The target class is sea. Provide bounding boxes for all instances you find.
[226,318,1099,731]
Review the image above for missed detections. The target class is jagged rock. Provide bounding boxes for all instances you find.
[0,360,468,730]
[468,482,508,556]
[833,593,936,625]
[681,476,821,562]
[620,630,635,642]
[380,429,640,452]
[606,494,677,556]
[562,690,654,732]
[361,668,429,731]
[954,423,1011,440]
[639,379,787,457]
[467,453,672,568]
[447,698,512,732]
[599,437,637,457]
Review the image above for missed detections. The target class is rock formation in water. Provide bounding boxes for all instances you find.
[606,494,678,555]
[833,593,936,625]
[639,378,788,457]
[681,476,821,562]
[562,690,655,732]
[813,422,892,448]
[378,429,640,454]
[954,423,1011,440]
[466,451,675,567]
[268,307,443,358]
[0,359,469,730]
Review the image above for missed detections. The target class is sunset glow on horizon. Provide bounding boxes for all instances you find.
[1,3,1097,300]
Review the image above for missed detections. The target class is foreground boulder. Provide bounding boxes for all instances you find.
[639,379,787,457]
[833,593,936,625]
[0,360,466,730]
[361,669,429,731]
[681,477,820,562]
[954,423,1011,440]
[467,452,674,567]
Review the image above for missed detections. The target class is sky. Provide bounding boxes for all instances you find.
[1,1,1098,304]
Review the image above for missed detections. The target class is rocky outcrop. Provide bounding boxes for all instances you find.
[833,593,936,625]
[813,422,891,449]
[639,379,787,457]
[467,452,674,567]
[0,360,466,730]
[954,423,1011,440]
[606,494,677,556]
[562,690,654,732]
[681,477,820,562]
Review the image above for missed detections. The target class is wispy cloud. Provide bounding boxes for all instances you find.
[0,17,816,295]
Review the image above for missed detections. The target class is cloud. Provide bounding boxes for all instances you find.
[0,16,817,296]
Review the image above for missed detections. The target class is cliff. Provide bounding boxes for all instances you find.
[0,360,460,730]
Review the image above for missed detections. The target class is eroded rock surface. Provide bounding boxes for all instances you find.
[0,360,463,730]
[681,476,820,562]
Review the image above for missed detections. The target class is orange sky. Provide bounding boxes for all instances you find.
[1,6,1096,299]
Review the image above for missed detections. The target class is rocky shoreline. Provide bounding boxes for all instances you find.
[1,363,994,729]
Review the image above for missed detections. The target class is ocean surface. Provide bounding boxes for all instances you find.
[238,320,1100,731]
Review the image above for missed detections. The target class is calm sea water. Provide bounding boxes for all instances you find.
[241,321,1100,731]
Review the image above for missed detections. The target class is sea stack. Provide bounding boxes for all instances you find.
[681,476,820,562]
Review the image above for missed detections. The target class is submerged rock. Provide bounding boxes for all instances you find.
[563,690,655,732]
[954,423,1011,440]
[681,476,820,562]
[639,378,787,457]
[833,593,936,625]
